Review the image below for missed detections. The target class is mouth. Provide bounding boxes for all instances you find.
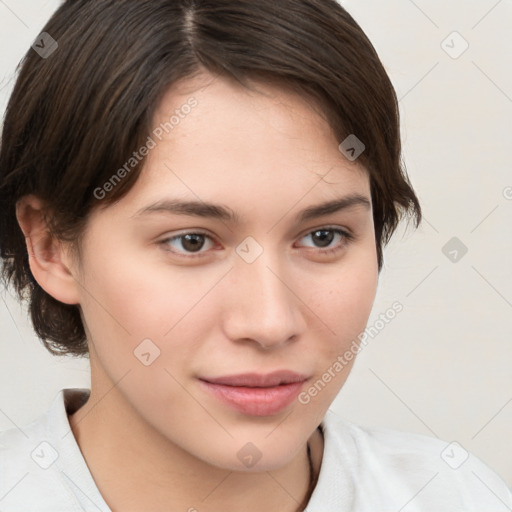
[198,371,309,416]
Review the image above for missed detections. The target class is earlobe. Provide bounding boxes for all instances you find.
[15,194,81,305]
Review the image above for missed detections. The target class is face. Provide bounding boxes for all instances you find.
[71,72,379,471]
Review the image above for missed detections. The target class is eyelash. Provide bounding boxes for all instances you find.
[159,226,354,259]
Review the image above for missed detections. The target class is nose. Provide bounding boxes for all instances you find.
[221,250,308,350]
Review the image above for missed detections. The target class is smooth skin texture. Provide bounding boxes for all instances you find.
[16,71,379,512]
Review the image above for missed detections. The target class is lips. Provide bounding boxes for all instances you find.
[200,370,309,388]
[198,370,309,416]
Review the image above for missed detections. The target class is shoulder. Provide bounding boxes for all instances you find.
[0,394,85,511]
[320,411,512,511]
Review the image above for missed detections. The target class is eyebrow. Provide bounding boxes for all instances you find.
[132,193,371,223]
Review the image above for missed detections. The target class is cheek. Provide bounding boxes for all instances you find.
[80,245,199,334]
[339,266,378,331]
[295,259,378,413]
[77,242,222,374]
[308,254,378,346]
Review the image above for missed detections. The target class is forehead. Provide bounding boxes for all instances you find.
[150,71,349,161]
[115,72,370,219]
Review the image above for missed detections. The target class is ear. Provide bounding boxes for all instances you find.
[15,194,81,305]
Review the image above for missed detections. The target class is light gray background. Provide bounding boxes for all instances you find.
[1,0,511,486]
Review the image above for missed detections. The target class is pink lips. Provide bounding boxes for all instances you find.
[198,371,308,416]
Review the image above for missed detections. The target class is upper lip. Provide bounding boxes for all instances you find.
[200,370,309,388]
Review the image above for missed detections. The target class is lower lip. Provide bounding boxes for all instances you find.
[199,379,305,416]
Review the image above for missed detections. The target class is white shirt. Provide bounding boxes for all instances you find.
[1,388,511,511]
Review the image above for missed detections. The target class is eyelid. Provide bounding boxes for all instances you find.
[295,226,354,254]
[160,229,217,255]
[295,224,354,241]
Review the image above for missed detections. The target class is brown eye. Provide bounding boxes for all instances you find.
[179,234,207,252]
[297,227,353,253]
[161,231,215,257]
[310,229,336,248]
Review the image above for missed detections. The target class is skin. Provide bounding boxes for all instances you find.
[16,71,379,512]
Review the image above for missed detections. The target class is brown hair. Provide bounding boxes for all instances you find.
[0,0,421,357]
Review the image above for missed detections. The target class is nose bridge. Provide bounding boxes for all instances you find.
[223,243,306,348]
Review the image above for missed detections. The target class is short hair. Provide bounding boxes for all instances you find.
[0,0,421,357]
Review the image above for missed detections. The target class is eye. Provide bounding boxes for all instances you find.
[296,227,353,255]
[160,231,215,258]
[159,226,354,259]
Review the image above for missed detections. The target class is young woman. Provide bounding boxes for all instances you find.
[0,1,510,511]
